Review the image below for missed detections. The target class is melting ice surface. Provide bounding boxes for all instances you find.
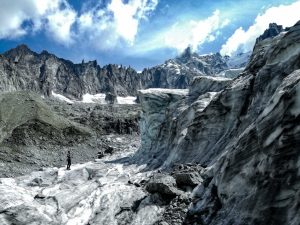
[0,149,162,225]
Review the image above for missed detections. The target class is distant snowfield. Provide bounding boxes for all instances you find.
[51,91,137,104]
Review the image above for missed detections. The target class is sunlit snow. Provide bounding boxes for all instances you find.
[51,91,74,104]
[117,96,137,104]
[51,92,137,105]
[81,93,106,104]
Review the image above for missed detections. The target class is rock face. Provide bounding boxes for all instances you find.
[136,21,300,224]
[141,47,248,90]
[0,45,142,99]
[0,45,249,101]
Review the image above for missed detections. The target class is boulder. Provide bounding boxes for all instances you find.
[173,172,203,187]
[146,174,182,197]
[105,92,117,104]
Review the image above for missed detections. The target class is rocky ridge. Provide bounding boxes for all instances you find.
[0,24,287,102]
[256,22,289,44]
[0,45,249,101]
[0,45,142,99]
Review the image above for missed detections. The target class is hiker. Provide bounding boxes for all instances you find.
[66,150,71,170]
[97,151,104,159]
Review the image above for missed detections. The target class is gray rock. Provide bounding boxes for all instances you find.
[173,172,203,187]
[105,92,117,104]
[146,174,182,196]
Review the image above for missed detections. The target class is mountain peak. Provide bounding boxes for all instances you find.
[256,23,284,43]
[182,46,192,56]
[15,44,30,51]
[3,44,34,59]
[175,46,197,63]
[12,44,33,55]
[179,46,192,59]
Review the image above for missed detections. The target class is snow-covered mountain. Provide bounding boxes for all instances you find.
[141,47,250,89]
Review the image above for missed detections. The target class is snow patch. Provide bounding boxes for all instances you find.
[52,92,137,105]
[117,96,137,105]
[195,76,232,82]
[140,88,189,95]
[51,91,74,104]
[82,93,106,104]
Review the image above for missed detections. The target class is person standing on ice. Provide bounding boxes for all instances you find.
[66,150,71,170]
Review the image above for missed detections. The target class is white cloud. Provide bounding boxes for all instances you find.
[0,0,33,39]
[78,0,158,49]
[0,0,76,45]
[139,9,230,53]
[220,0,300,56]
[0,0,76,44]
[46,7,77,44]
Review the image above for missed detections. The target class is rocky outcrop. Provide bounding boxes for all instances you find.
[256,23,288,43]
[146,174,182,196]
[136,21,300,224]
[0,91,90,143]
[172,164,204,187]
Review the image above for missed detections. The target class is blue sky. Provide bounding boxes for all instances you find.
[0,0,299,70]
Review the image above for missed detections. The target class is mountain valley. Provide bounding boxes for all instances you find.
[0,21,299,225]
